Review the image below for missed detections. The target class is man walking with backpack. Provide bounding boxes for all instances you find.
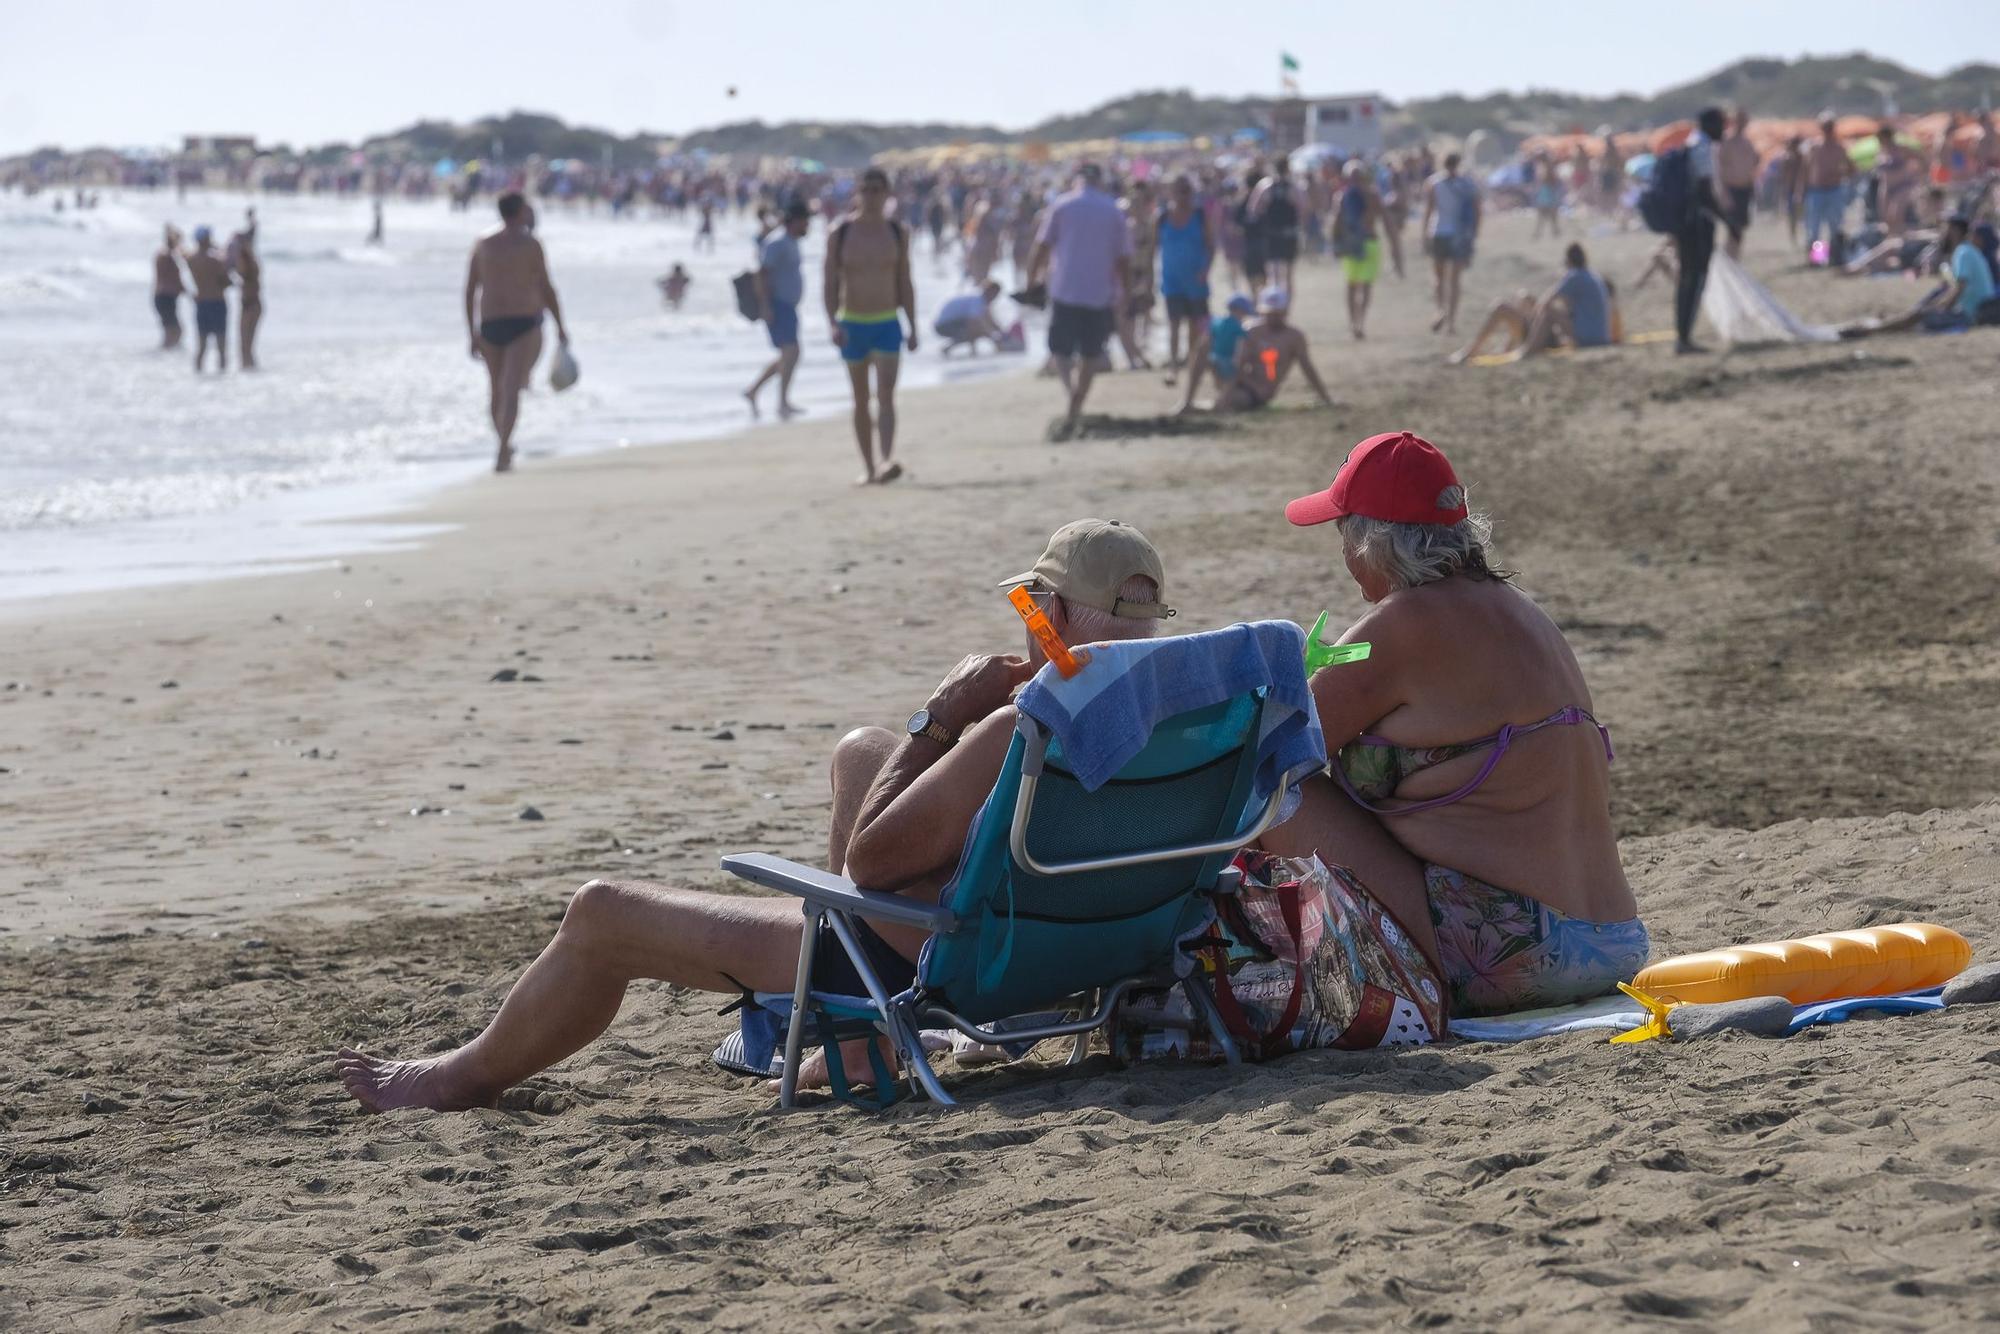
[825,167,917,484]
[1645,106,1741,355]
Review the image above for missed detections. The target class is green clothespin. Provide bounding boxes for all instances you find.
[1304,612,1371,674]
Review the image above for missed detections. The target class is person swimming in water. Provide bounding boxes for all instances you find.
[464,192,570,473]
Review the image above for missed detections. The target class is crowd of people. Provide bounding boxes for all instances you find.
[124,104,1999,476]
[150,211,262,372]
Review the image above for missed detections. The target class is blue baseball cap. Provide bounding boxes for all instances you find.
[1226,294,1253,315]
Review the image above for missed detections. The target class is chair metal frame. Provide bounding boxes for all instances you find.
[720,711,1286,1108]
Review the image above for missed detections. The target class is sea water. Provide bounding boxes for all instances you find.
[0,190,1027,603]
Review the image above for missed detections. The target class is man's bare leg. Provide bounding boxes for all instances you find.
[844,360,876,483]
[493,326,542,472]
[1066,357,1099,432]
[873,357,902,482]
[1258,773,1443,980]
[476,338,506,466]
[1448,299,1530,364]
[775,344,802,418]
[240,305,261,370]
[337,880,808,1112]
[1441,260,1465,334]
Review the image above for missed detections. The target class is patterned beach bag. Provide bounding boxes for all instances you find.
[1112,851,1445,1065]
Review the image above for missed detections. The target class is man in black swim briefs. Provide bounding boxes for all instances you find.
[465,192,569,472]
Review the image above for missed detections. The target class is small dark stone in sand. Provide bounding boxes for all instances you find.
[746,723,786,731]
[518,806,545,821]
[0,767,9,774]
[711,730,736,741]
[447,783,465,791]
[410,805,445,816]
[669,724,694,731]
[558,738,583,745]
[235,770,250,778]
[520,673,545,683]
[489,668,519,682]
[121,697,135,704]
[83,1093,127,1114]
[160,681,179,689]
[700,762,729,771]
[242,938,267,949]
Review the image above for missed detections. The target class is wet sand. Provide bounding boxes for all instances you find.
[4,215,1999,1329]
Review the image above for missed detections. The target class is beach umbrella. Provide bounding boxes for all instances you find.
[1624,153,1656,180]
[1120,130,1189,146]
[1289,143,1343,173]
[433,157,457,177]
[1233,128,1267,145]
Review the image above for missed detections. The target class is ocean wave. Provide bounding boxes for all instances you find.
[260,246,397,266]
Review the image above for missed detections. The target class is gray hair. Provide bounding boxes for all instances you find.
[1060,575,1163,644]
[1336,510,1508,592]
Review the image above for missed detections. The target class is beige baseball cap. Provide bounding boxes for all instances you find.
[997,518,1175,619]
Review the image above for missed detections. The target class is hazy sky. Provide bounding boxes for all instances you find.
[4,0,1994,155]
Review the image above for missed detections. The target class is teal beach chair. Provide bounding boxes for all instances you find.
[721,637,1313,1108]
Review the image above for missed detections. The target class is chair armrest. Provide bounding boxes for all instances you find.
[719,853,958,934]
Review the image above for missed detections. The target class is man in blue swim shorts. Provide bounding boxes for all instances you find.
[824,168,917,484]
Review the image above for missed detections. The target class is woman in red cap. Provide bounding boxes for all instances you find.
[1268,431,1648,1021]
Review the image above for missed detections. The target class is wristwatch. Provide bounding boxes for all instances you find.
[906,709,958,746]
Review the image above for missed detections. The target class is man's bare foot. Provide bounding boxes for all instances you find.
[877,461,904,484]
[494,446,514,473]
[778,402,804,419]
[743,389,760,419]
[854,471,878,486]
[1431,313,1447,333]
[336,1047,495,1112]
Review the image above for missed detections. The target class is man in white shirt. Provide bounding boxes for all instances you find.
[1676,106,1742,355]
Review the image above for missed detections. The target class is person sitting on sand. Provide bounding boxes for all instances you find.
[1839,216,1999,337]
[1186,287,1334,413]
[1175,293,1254,414]
[1448,243,1620,364]
[933,281,1004,355]
[338,520,1177,1110]
[1262,432,1648,1019]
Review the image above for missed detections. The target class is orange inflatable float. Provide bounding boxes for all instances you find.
[1632,922,1971,1006]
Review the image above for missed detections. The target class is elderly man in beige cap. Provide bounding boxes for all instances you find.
[339,519,1174,1111]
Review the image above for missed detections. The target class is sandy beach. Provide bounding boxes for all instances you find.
[5,215,2000,1329]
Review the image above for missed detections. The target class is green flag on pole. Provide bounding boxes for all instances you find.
[1281,52,1300,71]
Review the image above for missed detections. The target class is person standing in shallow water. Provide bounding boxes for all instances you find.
[152,225,186,349]
[465,192,570,473]
[230,210,262,370]
[184,226,232,373]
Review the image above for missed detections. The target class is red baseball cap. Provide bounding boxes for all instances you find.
[1284,431,1469,528]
